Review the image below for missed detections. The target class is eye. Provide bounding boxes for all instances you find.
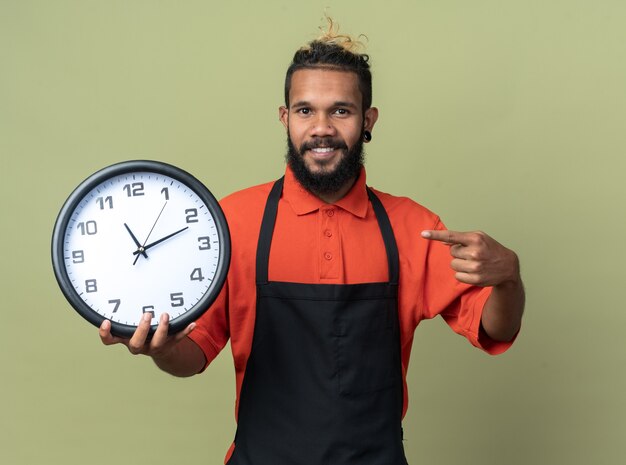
[296,108,311,115]
[334,108,350,116]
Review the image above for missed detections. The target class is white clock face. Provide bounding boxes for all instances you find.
[61,170,223,328]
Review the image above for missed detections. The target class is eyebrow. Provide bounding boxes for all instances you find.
[291,100,359,110]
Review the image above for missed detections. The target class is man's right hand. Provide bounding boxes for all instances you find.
[99,312,205,377]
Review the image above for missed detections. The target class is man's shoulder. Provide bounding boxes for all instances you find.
[369,187,440,225]
[220,181,274,234]
[216,180,277,246]
[220,179,277,208]
[368,187,444,246]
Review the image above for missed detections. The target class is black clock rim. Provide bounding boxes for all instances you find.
[51,160,231,339]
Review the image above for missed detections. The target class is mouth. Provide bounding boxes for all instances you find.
[306,146,341,163]
[310,147,336,154]
[299,138,347,164]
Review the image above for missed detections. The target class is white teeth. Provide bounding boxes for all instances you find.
[311,147,334,153]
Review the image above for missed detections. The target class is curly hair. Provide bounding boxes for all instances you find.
[284,17,372,111]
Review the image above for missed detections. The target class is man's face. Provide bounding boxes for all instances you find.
[279,69,378,196]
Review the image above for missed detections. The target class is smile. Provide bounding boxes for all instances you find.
[311,147,335,153]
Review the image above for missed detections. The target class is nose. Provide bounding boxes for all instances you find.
[310,114,336,138]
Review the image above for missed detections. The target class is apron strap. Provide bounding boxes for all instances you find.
[367,187,400,285]
[256,177,284,284]
[256,177,399,285]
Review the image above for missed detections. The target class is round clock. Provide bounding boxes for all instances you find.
[51,160,230,338]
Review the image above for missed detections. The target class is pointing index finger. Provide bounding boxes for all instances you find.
[421,230,470,246]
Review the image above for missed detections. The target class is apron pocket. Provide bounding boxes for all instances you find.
[333,299,400,396]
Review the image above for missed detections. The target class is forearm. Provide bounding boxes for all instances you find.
[151,336,207,377]
[421,228,525,342]
[481,277,525,342]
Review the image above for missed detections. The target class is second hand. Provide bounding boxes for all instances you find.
[134,200,168,265]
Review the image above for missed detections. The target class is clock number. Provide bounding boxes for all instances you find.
[170,292,184,307]
[108,299,121,313]
[185,208,198,223]
[72,250,85,263]
[85,279,98,293]
[198,236,211,250]
[123,182,145,197]
[96,196,113,209]
[142,305,155,318]
[77,221,97,235]
[161,187,169,200]
[190,267,205,282]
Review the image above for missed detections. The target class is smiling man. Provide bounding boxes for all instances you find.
[100,20,524,465]
[281,62,377,203]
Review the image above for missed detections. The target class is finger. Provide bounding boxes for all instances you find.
[173,322,197,344]
[454,271,484,286]
[451,258,482,274]
[421,230,471,246]
[127,312,153,355]
[450,243,484,261]
[449,243,465,258]
[99,319,126,346]
[150,313,171,349]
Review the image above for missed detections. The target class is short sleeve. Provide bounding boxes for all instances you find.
[188,281,230,371]
[423,219,515,355]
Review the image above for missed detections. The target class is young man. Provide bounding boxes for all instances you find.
[100,25,524,465]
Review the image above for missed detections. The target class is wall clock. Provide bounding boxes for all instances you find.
[51,160,230,338]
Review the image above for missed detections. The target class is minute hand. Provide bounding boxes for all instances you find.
[133,226,189,255]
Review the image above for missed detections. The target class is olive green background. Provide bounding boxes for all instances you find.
[2,1,625,464]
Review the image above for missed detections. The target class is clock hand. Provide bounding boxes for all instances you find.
[124,223,148,259]
[142,201,168,247]
[133,201,168,265]
[133,226,189,255]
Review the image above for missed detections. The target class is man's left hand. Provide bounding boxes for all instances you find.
[421,229,520,287]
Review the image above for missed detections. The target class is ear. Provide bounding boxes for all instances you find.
[278,106,289,130]
[364,107,379,132]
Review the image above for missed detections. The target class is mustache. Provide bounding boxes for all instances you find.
[300,137,348,153]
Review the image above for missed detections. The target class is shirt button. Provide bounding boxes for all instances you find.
[324,252,332,260]
[324,230,333,237]
[326,209,335,217]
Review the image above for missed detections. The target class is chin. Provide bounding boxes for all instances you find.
[304,157,342,174]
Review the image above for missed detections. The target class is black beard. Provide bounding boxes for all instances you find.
[286,133,365,197]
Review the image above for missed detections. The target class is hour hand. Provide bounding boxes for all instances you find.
[124,223,148,259]
[133,226,189,255]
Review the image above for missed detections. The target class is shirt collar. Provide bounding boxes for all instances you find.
[283,165,369,218]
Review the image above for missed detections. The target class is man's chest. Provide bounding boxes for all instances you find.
[267,205,389,284]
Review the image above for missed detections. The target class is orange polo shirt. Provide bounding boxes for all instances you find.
[189,165,512,420]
